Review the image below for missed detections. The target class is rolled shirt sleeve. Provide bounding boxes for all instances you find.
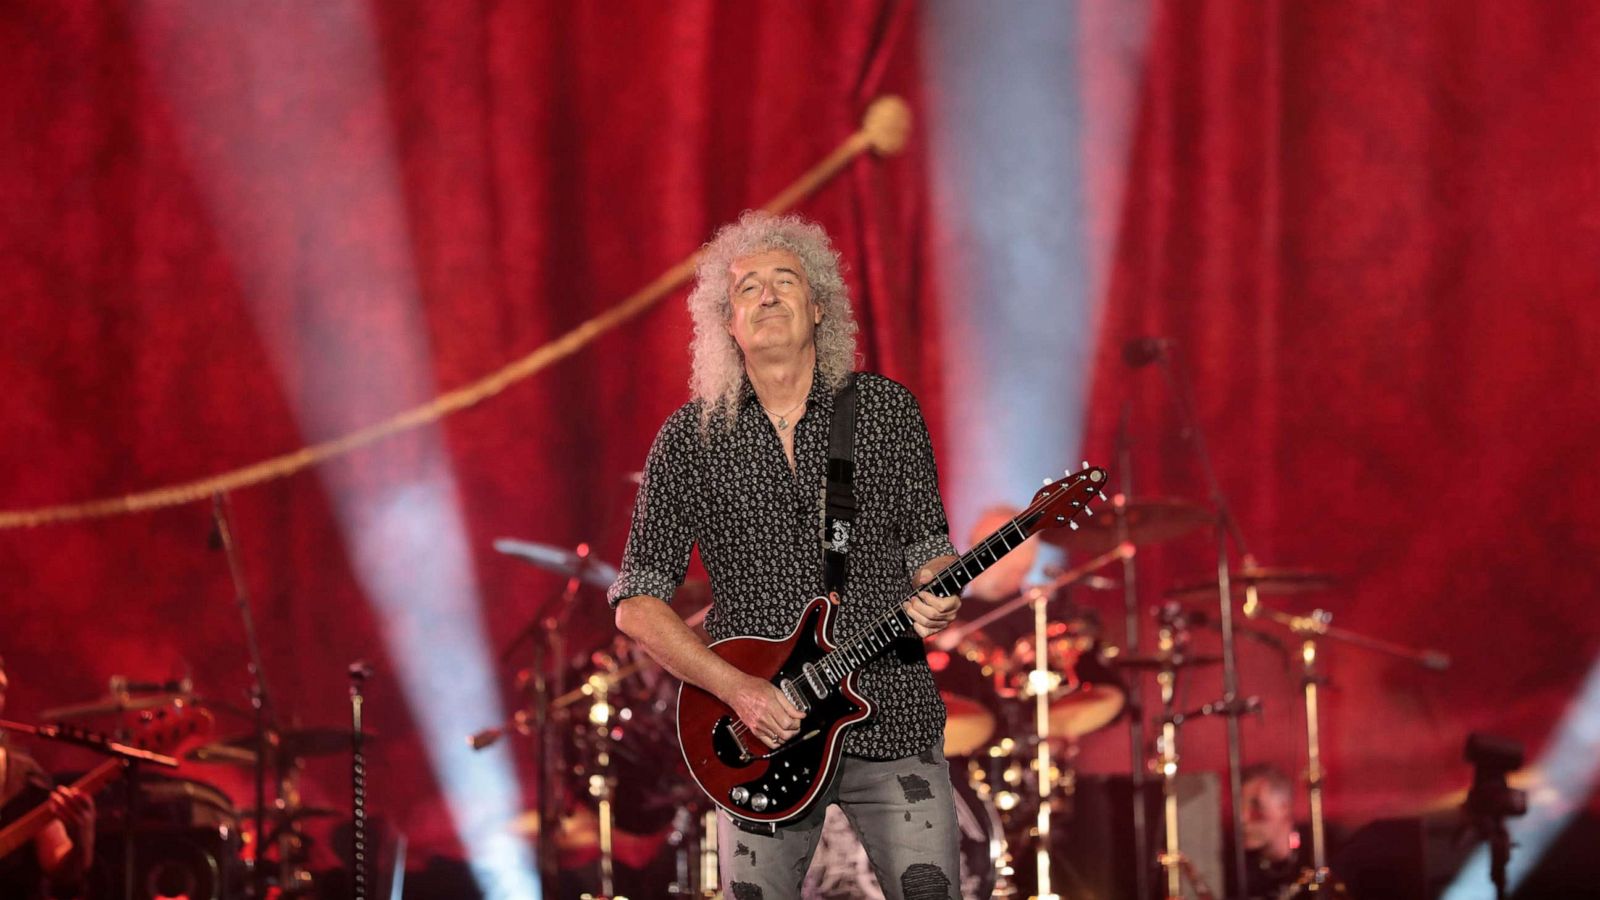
[607,409,697,608]
[897,391,958,578]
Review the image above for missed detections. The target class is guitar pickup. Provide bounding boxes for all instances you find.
[801,662,829,699]
[779,679,810,713]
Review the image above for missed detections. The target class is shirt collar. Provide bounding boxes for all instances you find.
[739,365,837,423]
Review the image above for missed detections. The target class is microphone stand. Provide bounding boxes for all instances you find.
[213,492,277,900]
[1147,346,1253,898]
[1115,401,1153,900]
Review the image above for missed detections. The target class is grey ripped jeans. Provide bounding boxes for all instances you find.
[717,745,961,900]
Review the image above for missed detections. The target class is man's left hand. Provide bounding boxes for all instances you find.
[49,785,95,870]
[904,556,961,638]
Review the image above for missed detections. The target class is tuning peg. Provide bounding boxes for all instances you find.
[1043,477,1052,486]
[1098,492,1108,502]
[1068,521,1080,530]
[1081,460,1090,470]
[1083,506,1094,516]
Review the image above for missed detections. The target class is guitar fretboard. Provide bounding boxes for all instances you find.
[815,511,1041,685]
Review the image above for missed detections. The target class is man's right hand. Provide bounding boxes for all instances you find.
[725,675,805,749]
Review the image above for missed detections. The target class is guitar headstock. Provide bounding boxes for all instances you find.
[1024,462,1109,536]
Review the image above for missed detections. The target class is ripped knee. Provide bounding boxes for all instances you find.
[900,862,952,900]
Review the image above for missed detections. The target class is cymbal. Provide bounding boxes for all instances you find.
[1165,566,1336,600]
[1048,683,1126,739]
[493,538,619,589]
[1110,652,1222,671]
[940,692,995,757]
[1040,498,1212,555]
[42,691,194,721]
[187,727,376,765]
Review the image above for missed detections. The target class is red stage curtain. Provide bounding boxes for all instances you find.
[1082,0,1600,823]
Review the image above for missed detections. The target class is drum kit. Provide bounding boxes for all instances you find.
[485,480,1449,900]
[6,681,371,900]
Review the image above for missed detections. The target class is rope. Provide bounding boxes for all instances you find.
[0,97,913,530]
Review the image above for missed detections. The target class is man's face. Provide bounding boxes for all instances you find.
[725,249,822,360]
[1241,777,1293,851]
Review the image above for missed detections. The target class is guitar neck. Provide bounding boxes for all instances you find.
[0,758,122,860]
[824,512,1039,680]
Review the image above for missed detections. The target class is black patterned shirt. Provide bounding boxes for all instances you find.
[607,370,957,759]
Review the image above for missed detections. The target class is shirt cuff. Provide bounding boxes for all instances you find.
[904,533,958,579]
[606,566,681,609]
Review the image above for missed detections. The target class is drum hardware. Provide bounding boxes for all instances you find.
[348,660,373,900]
[1244,597,1448,898]
[492,538,621,590]
[41,684,197,722]
[210,490,282,900]
[935,543,1134,757]
[1165,566,1338,601]
[1123,333,1294,894]
[188,726,379,765]
[1007,621,1127,741]
[490,536,616,890]
[1137,597,1239,900]
[1111,398,1152,900]
[1025,584,1062,900]
[933,542,1133,900]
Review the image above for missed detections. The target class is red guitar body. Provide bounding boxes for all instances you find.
[677,595,868,826]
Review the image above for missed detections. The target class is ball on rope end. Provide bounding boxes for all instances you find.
[862,95,913,156]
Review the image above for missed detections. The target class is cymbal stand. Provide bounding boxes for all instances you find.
[579,670,625,900]
[538,548,593,889]
[1154,623,1182,899]
[349,661,373,900]
[1153,612,1214,900]
[1244,596,1446,895]
[212,492,279,900]
[1143,341,1254,893]
[1297,630,1334,890]
[1025,587,1060,900]
[1114,401,1152,900]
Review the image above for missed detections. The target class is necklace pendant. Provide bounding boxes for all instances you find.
[777,416,789,430]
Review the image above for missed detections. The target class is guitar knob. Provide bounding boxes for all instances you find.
[729,787,749,805]
[750,793,770,812]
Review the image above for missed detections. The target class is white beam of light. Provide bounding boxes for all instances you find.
[1442,659,1600,899]
[344,476,540,900]
[923,0,1151,538]
[132,2,539,896]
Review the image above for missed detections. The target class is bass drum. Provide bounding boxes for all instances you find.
[800,777,1004,900]
[89,775,242,900]
[928,627,1015,758]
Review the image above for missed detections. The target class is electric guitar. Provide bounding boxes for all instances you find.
[0,703,212,861]
[677,465,1108,825]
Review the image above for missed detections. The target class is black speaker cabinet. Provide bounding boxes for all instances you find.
[1056,772,1222,900]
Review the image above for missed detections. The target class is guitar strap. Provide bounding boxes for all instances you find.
[823,373,858,598]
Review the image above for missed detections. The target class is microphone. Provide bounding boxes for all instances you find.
[1121,336,1171,368]
[109,675,193,695]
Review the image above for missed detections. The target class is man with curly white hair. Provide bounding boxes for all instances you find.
[610,210,966,899]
